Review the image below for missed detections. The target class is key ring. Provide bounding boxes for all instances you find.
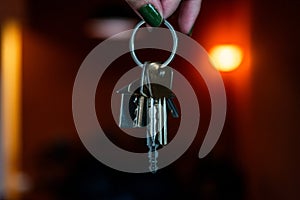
[129,20,178,68]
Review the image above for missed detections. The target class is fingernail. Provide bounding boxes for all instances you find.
[188,26,194,37]
[138,4,163,27]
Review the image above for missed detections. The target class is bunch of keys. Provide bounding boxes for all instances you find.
[118,20,179,173]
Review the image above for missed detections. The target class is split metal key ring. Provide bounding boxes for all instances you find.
[129,20,178,68]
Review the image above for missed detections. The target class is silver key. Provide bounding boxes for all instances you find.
[143,62,176,172]
[145,62,174,146]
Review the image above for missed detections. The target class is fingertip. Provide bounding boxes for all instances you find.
[178,0,202,35]
[126,0,164,27]
[138,4,163,27]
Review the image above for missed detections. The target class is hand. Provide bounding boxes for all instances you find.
[125,0,202,35]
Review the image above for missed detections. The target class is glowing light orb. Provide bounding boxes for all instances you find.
[209,45,243,72]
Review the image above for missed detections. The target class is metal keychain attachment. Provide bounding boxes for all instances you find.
[129,20,178,68]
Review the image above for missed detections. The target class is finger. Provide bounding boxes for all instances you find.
[161,0,182,19]
[178,0,202,34]
[125,0,164,27]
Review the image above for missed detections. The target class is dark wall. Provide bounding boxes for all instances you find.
[247,0,300,199]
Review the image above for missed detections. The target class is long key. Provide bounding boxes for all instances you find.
[140,62,163,172]
[146,62,174,146]
[143,62,179,172]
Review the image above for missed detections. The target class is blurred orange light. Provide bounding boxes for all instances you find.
[1,20,22,199]
[209,45,243,72]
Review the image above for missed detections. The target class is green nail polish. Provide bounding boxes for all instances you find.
[188,26,194,36]
[138,4,163,27]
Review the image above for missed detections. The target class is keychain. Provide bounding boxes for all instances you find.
[118,20,179,173]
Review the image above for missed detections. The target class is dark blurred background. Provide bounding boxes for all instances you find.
[0,0,299,199]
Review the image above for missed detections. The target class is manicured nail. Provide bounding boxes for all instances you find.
[188,26,194,36]
[138,4,163,27]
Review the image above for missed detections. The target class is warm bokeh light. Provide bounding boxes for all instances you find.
[1,20,22,199]
[209,45,243,72]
